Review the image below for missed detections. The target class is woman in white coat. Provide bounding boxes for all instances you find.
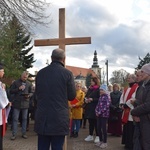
[0,64,9,150]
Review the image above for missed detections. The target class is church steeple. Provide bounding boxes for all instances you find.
[92,50,99,68]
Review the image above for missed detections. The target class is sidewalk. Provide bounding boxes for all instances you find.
[3,122,124,150]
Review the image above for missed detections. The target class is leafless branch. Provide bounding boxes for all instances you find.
[0,0,51,29]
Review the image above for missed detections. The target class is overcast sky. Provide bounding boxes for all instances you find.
[29,0,150,79]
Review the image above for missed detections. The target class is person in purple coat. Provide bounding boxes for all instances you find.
[95,84,111,149]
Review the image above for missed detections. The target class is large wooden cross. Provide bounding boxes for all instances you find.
[34,8,91,51]
[34,8,91,150]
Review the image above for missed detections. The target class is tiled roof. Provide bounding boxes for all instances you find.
[66,65,97,77]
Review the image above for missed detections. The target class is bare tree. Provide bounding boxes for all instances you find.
[109,69,129,85]
[0,0,51,29]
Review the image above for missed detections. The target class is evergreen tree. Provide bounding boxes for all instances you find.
[85,73,92,88]
[0,16,35,79]
[136,53,150,70]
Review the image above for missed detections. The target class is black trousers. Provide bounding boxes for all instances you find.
[38,134,65,150]
[88,118,98,136]
[97,117,108,143]
[122,121,134,149]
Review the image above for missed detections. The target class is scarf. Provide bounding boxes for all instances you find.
[122,83,138,124]
[89,85,99,90]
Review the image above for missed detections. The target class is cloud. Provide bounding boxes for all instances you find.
[29,0,150,79]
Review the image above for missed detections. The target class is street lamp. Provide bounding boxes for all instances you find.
[105,60,108,86]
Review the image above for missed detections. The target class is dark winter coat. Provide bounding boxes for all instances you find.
[110,91,122,108]
[10,79,33,109]
[131,80,150,150]
[34,61,76,136]
[84,87,100,119]
[109,90,122,113]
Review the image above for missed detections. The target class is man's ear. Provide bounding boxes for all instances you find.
[62,57,65,64]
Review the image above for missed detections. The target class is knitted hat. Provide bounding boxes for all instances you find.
[100,84,108,92]
[141,63,150,75]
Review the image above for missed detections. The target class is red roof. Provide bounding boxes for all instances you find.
[66,65,97,77]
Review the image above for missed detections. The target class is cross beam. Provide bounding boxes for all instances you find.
[34,8,91,50]
[34,37,91,46]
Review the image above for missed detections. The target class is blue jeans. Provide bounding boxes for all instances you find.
[12,108,28,135]
[71,119,81,132]
[38,134,65,150]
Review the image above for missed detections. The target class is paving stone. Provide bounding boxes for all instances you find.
[4,123,124,150]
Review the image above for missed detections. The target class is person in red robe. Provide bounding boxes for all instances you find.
[0,64,9,150]
[120,74,138,149]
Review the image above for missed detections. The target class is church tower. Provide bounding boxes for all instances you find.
[91,50,101,81]
[92,50,99,68]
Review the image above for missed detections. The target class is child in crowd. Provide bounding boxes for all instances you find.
[95,84,111,149]
[70,83,85,138]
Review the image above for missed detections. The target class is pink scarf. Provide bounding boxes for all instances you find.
[89,85,99,90]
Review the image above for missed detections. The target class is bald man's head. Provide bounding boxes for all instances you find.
[51,48,65,63]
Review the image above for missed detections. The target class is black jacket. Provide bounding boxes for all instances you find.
[110,90,122,111]
[10,79,32,109]
[34,61,76,135]
[84,87,99,119]
[131,80,150,150]
[131,80,150,119]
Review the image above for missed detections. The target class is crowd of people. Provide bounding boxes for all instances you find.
[0,48,150,150]
[69,63,150,150]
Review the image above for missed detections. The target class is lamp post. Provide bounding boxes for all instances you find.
[105,60,108,86]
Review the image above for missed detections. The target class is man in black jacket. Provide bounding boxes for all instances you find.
[10,71,33,140]
[34,48,76,150]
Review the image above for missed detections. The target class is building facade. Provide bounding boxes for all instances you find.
[66,50,101,87]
